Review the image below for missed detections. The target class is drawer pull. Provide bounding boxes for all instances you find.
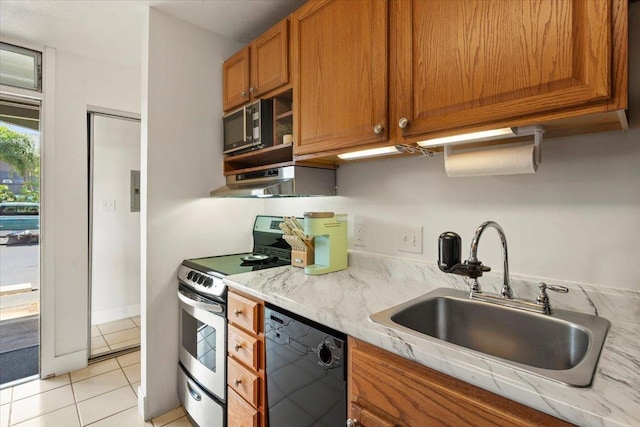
[187,383,202,402]
[234,378,242,387]
[234,308,243,316]
[234,343,243,351]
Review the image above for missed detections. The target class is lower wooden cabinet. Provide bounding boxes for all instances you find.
[227,289,266,427]
[228,388,259,427]
[348,337,573,427]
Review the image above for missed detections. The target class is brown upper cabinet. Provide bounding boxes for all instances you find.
[223,0,627,160]
[393,0,627,143]
[223,46,250,112]
[292,0,389,156]
[223,19,290,112]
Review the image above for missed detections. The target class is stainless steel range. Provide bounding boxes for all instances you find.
[177,215,290,427]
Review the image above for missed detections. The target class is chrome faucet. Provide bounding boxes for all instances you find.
[468,221,512,299]
[438,221,569,315]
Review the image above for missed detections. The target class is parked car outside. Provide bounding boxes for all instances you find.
[6,229,39,245]
[0,202,39,232]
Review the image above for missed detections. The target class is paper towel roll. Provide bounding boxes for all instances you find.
[445,144,538,177]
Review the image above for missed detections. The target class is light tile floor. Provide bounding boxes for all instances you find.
[91,317,141,357]
[0,350,194,427]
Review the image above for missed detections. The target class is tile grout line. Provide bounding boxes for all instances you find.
[79,386,137,427]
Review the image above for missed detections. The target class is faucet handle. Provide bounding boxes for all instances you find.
[536,283,568,315]
[538,283,569,294]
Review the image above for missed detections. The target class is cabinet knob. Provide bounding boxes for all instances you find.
[234,343,242,352]
[398,118,409,129]
[346,419,360,427]
[234,308,242,316]
[241,90,247,97]
[249,86,255,94]
[234,378,242,387]
[373,124,384,135]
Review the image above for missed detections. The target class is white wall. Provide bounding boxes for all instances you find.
[141,8,263,418]
[91,114,141,325]
[265,4,640,291]
[41,50,141,377]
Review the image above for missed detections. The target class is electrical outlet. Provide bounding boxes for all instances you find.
[101,199,116,212]
[354,218,365,246]
[398,226,423,254]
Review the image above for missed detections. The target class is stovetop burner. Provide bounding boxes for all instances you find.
[179,215,294,298]
[184,253,289,277]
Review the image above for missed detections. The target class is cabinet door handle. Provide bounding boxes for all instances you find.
[346,419,360,427]
[234,308,243,316]
[373,124,384,135]
[234,343,243,352]
[398,118,409,129]
[234,378,242,387]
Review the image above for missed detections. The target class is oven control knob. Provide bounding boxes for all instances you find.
[187,271,194,280]
[205,278,213,287]
[197,275,205,285]
[192,273,200,283]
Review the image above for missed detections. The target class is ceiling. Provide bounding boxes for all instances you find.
[0,0,306,70]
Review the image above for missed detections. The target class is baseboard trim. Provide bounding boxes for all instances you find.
[92,304,140,325]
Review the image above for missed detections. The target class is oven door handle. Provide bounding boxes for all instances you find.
[177,290,224,314]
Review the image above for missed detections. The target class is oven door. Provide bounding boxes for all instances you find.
[178,287,226,402]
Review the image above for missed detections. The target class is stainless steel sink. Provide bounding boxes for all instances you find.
[370,288,610,387]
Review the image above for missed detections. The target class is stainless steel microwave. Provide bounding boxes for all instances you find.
[223,99,273,155]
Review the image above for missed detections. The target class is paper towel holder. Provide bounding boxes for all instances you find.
[441,125,545,167]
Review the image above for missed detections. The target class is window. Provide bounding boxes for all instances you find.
[0,42,42,92]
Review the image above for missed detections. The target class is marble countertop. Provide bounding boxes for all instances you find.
[223,251,640,426]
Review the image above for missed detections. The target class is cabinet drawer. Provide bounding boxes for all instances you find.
[228,388,259,427]
[228,323,261,370]
[228,357,260,408]
[228,292,261,334]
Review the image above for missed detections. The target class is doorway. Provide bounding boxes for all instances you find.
[0,98,41,385]
[88,112,141,358]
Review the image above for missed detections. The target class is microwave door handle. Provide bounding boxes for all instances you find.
[245,105,252,142]
[177,290,224,314]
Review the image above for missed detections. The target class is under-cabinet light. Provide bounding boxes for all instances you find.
[337,146,403,160]
[417,127,516,148]
[337,144,435,161]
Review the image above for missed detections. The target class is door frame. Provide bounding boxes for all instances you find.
[87,108,141,358]
[0,39,47,380]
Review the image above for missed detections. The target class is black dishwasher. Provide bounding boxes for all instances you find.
[264,305,347,427]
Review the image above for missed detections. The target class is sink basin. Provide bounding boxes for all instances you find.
[370,288,610,387]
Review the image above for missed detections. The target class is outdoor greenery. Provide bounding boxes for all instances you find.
[0,126,40,203]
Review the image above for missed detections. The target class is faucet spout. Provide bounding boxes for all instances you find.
[468,221,512,299]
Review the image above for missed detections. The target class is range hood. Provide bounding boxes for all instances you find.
[210,165,336,198]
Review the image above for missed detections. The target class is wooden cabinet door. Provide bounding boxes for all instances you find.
[348,338,572,427]
[350,402,397,427]
[394,0,613,140]
[251,19,289,98]
[293,0,388,156]
[228,389,259,427]
[224,46,250,112]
